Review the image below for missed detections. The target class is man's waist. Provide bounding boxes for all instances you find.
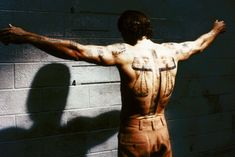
[122,113,164,120]
[120,114,166,131]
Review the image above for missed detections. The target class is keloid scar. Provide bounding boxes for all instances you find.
[132,57,153,97]
[159,58,176,97]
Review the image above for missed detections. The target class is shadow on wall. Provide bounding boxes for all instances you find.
[0,63,120,157]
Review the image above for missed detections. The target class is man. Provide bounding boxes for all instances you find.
[0,10,225,157]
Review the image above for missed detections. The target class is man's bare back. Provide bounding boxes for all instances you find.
[115,39,179,120]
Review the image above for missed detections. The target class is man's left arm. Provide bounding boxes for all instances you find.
[162,20,226,61]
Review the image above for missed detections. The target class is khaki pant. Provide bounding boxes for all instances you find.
[118,115,172,157]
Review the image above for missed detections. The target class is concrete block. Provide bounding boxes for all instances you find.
[69,64,120,85]
[0,87,45,115]
[66,86,90,109]
[110,66,120,82]
[152,18,184,40]
[28,0,69,12]
[0,89,30,115]
[12,12,65,37]
[112,150,118,157]
[86,151,116,157]
[87,130,118,153]
[1,0,70,13]
[16,112,63,138]
[166,95,224,119]
[172,130,233,156]
[64,14,119,38]
[67,0,144,14]
[177,58,235,80]
[0,44,43,63]
[89,83,121,107]
[0,115,15,129]
[70,66,111,84]
[0,0,25,11]
[206,39,235,58]
[0,64,14,89]
[15,63,71,88]
[188,146,235,157]
[15,63,45,88]
[172,75,235,104]
[168,112,232,139]
[63,106,120,132]
[0,138,43,157]
[41,87,70,111]
[41,132,89,157]
[15,114,33,130]
[219,92,235,111]
[0,115,16,142]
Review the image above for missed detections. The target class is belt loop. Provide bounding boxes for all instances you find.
[151,121,155,130]
[139,119,143,130]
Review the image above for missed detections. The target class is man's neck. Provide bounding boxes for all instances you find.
[135,36,153,48]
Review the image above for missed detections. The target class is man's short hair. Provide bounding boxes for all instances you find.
[118,10,153,43]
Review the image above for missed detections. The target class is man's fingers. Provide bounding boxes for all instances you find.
[214,20,226,27]
[213,19,226,34]
[0,25,15,45]
[0,31,11,36]
[215,19,225,23]
[0,28,11,32]
[0,24,14,34]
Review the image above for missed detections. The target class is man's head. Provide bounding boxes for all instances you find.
[118,10,153,45]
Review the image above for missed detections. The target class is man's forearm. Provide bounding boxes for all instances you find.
[24,32,79,60]
[196,29,219,52]
[196,20,225,52]
[0,24,81,60]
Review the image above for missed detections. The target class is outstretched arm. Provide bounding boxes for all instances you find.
[0,25,126,65]
[162,20,226,61]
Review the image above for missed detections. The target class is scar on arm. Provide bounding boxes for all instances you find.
[48,38,64,43]
[70,40,77,46]
[97,47,105,60]
[162,42,175,49]
[174,42,193,58]
[112,43,126,57]
[182,43,189,47]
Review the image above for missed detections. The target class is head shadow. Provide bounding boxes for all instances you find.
[0,63,120,157]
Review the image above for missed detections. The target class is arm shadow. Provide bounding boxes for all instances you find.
[0,63,120,157]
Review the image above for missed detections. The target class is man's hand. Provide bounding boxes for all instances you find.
[212,20,226,34]
[0,24,28,45]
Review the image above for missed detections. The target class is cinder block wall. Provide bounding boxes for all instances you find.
[0,0,234,157]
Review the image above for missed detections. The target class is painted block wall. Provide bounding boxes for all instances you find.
[0,0,234,157]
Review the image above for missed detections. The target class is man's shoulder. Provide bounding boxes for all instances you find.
[151,42,177,57]
[159,42,178,49]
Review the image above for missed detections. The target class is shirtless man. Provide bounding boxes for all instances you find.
[0,10,225,157]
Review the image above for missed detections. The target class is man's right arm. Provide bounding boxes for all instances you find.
[0,25,85,60]
[0,25,127,65]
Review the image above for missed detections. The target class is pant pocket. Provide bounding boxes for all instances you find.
[118,142,149,157]
[118,132,149,157]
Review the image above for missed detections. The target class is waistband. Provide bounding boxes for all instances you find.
[120,114,166,131]
[135,113,164,120]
